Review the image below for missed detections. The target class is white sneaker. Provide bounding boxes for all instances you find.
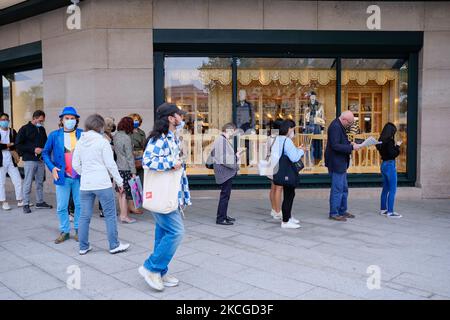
[79,246,92,255]
[162,274,179,287]
[289,216,300,224]
[270,210,281,220]
[380,210,388,216]
[17,201,25,207]
[387,212,402,218]
[2,202,11,211]
[109,242,130,254]
[281,220,301,229]
[138,266,164,291]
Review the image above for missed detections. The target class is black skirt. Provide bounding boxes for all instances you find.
[116,170,133,200]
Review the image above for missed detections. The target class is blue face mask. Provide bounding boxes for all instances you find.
[133,120,140,128]
[36,122,43,128]
[64,119,76,131]
[176,120,185,131]
[0,120,9,129]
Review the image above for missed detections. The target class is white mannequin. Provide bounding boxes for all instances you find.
[239,89,246,105]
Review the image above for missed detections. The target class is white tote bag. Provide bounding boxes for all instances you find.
[258,136,277,177]
[142,137,183,214]
[142,168,183,214]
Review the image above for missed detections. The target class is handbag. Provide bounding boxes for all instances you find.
[142,138,182,214]
[258,136,277,176]
[205,148,214,169]
[134,150,143,169]
[272,138,300,187]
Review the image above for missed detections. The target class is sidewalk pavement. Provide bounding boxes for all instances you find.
[0,190,449,300]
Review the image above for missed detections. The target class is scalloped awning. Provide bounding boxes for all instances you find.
[167,69,398,86]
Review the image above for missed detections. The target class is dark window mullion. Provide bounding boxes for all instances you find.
[0,73,3,114]
[336,57,342,117]
[407,52,418,183]
[153,52,165,116]
[232,56,238,152]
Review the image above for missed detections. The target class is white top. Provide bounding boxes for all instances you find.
[0,129,12,164]
[72,130,123,191]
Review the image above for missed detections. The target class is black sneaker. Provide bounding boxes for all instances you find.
[35,202,53,209]
[23,205,31,214]
[216,220,234,226]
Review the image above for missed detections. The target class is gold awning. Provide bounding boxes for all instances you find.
[167,69,398,86]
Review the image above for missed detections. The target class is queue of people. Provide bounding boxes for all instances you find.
[0,103,403,293]
[210,110,403,229]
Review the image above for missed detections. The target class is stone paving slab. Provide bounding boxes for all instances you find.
[0,191,449,300]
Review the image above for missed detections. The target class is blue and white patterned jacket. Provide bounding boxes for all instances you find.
[143,131,191,207]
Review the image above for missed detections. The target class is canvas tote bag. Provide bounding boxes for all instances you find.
[142,138,183,214]
[258,136,277,176]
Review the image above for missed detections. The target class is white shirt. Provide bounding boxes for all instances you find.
[0,129,12,165]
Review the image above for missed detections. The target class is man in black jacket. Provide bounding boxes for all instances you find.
[15,110,53,214]
[325,111,361,222]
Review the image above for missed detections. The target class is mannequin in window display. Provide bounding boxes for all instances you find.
[236,89,255,133]
[236,89,255,166]
[304,91,325,165]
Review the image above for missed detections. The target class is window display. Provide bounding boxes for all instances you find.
[164,57,232,175]
[1,68,43,131]
[163,57,409,176]
[236,58,336,174]
[341,59,408,173]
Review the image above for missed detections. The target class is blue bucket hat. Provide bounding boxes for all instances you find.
[59,106,80,118]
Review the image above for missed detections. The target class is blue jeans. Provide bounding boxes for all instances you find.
[78,188,119,251]
[144,209,184,276]
[381,160,397,213]
[329,170,348,217]
[55,177,80,233]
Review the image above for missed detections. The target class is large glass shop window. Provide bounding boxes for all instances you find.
[341,59,408,173]
[236,58,337,175]
[2,68,43,130]
[164,57,232,175]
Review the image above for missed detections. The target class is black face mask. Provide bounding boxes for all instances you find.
[111,124,117,133]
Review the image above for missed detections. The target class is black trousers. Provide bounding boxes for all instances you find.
[282,186,296,222]
[216,178,233,222]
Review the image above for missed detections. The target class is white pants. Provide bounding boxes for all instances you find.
[0,158,23,202]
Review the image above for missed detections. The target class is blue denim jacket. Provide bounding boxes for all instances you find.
[42,128,83,185]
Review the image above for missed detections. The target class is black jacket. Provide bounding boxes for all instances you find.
[376,139,400,161]
[0,128,18,167]
[15,122,47,161]
[325,118,353,173]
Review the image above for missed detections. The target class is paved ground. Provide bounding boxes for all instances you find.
[0,190,449,300]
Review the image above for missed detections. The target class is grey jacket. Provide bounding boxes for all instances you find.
[213,134,239,185]
[113,131,136,174]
